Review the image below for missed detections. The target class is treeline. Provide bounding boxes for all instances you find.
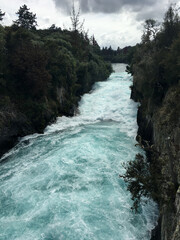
[129,5,180,104]
[100,45,136,64]
[0,5,112,134]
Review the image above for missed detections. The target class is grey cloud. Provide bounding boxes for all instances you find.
[44,18,50,23]
[136,8,163,21]
[135,1,169,21]
[53,0,72,13]
[53,0,159,15]
[79,0,158,14]
[52,0,170,23]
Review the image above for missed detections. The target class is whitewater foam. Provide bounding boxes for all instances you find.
[0,64,158,240]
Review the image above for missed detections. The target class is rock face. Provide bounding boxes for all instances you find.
[132,82,180,240]
[0,105,34,158]
[0,95,72,159]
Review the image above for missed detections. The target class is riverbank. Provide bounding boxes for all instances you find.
[0,64,158,239]
[131,60,180,240]
[133,84,180,240]
[0,25,112,159]
[0,96,74,159]
[127,6,180,239]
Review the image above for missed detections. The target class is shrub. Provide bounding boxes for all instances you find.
[120,154,153,211]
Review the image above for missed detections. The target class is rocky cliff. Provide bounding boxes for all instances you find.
[131,78,180,240]
[128,6,180,237]
[0,86,85,159]
[0,105,32,158]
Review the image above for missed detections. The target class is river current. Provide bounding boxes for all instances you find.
[0,64,158,240]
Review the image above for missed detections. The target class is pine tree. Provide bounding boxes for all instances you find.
[141,19,159,43]
[70,2,84,33]
[0,9,5,21]
[13,5,37,30]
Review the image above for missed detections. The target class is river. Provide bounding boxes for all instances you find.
[0,64,158,240]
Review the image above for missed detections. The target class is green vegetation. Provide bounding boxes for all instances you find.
[0,5,112,134]
[130,4,180,104]
[121,151,164,212]
[100,46,136,64]
[0,9,5,21]
[122,4,180,211]
[13,4,37,30]
[121,154,152,211]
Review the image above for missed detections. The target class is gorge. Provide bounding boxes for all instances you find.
[0,64,158,240]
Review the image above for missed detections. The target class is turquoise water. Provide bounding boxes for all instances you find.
[0,64,158,240]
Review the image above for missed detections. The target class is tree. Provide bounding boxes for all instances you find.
[90,35,98,47]
[0,9,5,21]
[117,47,121,53]
[163,4,180,28]
[120,154,153,211]
[14,4,37,30]
[162,4,180,46]
[141,19,159,43]
[10,41,51,98]
[70,2,84,33]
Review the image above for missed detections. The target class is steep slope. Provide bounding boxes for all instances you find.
[132,82,180,240]
[129,6,180,240]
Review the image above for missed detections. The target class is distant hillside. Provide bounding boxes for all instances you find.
[100,45,136,64]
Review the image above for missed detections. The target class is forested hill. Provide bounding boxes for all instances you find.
[124,5,180,240]
[100,46,136,64]
[0,5,112,157]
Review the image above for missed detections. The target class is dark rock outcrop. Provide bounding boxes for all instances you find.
[132,82,180,240]
[0,106,34,158]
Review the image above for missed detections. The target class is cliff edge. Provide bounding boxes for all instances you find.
[132,81,180,240]
[127,6,180,239]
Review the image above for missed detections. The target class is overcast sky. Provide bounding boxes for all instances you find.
[1,0,179,48]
